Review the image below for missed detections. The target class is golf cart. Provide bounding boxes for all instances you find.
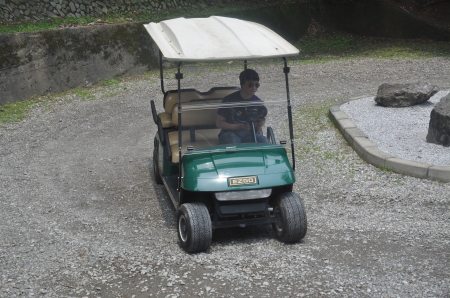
[144,16,307,253]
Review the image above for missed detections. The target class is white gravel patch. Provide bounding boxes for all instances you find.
[341,90,450,166]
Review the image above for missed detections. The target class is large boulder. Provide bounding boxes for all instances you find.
[374,82,440,107]
[426,93,450,147]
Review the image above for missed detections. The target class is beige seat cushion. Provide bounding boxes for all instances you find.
[164,90,203,112]
[158,112,173,128]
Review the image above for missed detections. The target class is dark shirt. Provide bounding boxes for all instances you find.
[217,91,263,124]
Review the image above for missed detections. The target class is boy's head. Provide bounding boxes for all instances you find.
[239,69,259,86]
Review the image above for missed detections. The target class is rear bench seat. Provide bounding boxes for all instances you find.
[159,87,238,163]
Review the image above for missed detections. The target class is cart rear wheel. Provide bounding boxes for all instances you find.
[153,147,163,185]
[177,203,212,253]
[272,192,307,243]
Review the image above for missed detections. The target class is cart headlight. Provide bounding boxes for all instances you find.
[215,189,272,201]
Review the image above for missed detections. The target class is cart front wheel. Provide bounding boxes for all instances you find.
[177,203,212,253]
[272,192,307,243]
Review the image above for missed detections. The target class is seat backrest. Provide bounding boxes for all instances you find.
[171,98,223,127]
[163,89,202,114]
[163,88,238,112]
[161,87,238,128]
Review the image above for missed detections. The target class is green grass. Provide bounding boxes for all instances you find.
[0,88,93,122]
[0,16,97,34]
[101,79,121,87]
[71,89,95,101]
[292,99,336,159]
[0,100,38,122]
[379,166,394,173]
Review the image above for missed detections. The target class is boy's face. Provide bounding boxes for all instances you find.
[240,80,260,99]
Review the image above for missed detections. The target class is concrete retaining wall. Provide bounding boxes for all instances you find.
[0,22,159,105]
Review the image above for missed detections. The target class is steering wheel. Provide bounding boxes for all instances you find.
[231,106,268,124]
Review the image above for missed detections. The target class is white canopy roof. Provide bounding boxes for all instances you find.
[144,16,299,62]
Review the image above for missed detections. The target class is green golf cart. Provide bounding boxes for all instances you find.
[145,16,307,253]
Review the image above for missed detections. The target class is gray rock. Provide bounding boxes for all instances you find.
[426,93,450,147]
[374,82,439,107]
[95,7,103,15]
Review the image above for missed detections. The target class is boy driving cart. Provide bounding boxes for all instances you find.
[216,69,268,144]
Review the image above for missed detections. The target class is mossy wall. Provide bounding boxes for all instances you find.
[0,22,158,105]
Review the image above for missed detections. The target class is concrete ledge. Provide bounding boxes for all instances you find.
[330,110,348,120]
[331,117,357,136]
[351,136,377,157]
[384,158,431,179]
[344,127,368,146]
[361,146,394,168]
[428,166,450,183]
[329,99,450,183]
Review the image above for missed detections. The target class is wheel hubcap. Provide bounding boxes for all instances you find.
[179,215,188,242]
[274,206,283,232]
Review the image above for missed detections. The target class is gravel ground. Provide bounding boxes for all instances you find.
[1,57,450,298]
[341,90,450,166]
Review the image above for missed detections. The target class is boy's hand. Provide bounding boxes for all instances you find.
[236,123,251,131]
[255,117,266,128]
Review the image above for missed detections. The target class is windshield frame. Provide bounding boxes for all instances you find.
[164,55,296,175]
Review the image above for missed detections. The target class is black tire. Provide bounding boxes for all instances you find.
[153,147,163,185]
[177,203,212,253]
[272,192,307,243]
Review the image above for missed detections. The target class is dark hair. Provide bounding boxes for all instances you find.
[239,69,259,86]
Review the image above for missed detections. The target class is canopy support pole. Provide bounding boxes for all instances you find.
[176,62,184,192]
[283,57,296,171]
[159,51,165,95]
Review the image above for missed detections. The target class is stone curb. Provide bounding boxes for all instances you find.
[329,97,450,183]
